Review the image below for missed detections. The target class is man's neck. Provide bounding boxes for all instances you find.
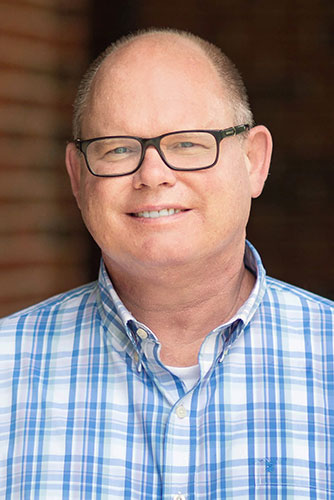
[104,243,255,367]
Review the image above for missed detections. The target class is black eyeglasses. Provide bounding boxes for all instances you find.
[75,124,250,177]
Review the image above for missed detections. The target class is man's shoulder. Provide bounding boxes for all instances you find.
[0,281,98,331]
[264,275,334,313]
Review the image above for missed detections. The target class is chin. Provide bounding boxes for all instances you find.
[102,242,192,269]
[141,240,196,263]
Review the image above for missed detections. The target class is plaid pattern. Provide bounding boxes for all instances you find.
[0,242,333,499]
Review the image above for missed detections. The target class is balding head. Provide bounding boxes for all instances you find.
[72,28,253,139]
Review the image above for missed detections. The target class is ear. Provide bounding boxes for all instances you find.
[244,125,273,198]
[65,142,83,209]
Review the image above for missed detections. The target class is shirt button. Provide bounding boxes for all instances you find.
[133,352,139,363]
[176,405,187,419]
[136,328,148,339]
[173,495,186,500]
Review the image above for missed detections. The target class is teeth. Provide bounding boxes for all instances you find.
[134,208,182,218]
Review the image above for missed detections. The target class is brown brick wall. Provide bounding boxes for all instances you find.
[0,0,91,316]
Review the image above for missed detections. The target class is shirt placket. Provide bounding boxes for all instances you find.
[161,392,192,500]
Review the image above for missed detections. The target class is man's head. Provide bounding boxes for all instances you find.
[72,28,254,140]
[66,29,272,279]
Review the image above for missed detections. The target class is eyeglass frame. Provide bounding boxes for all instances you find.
[74,123,250,178]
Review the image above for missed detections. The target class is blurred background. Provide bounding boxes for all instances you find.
[0,0,333,316]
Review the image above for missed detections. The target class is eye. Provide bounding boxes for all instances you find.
[169,140,202,151]
[109,146,131,155]
[95,144,136,163]
[168,140,207,153]
[178,141,195,148]
[101,144,137,160]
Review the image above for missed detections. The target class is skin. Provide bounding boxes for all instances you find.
[66,34,272,366]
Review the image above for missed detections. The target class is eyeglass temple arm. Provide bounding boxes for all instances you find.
[222,124,250,138]
[74,139,83,151]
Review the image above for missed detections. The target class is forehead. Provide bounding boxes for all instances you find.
[83,35,233,136]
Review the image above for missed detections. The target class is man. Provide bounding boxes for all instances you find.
[0,28,333,499]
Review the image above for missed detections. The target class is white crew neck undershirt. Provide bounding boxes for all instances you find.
[165,364,200,392]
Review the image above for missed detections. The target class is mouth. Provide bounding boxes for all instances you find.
[130,208,187,219]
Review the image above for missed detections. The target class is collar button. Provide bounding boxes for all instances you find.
[136,328,148,339]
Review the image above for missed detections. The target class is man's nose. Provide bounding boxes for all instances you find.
[132,146,177,189]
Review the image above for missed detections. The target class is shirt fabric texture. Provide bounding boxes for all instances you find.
[0,241,333,499]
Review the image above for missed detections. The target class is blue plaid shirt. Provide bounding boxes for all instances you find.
[0,242,333,499]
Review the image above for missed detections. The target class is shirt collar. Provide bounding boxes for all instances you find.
[97,240,267,347]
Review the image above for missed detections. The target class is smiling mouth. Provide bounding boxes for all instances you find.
[131,208,186,218]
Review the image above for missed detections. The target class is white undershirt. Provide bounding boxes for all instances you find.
[165,364,200,392]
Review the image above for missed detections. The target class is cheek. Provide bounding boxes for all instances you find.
[203,167,252,231]
[206,161,251,203]
[78,179,120,240]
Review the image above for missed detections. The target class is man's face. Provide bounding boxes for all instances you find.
[66,37,271,278]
